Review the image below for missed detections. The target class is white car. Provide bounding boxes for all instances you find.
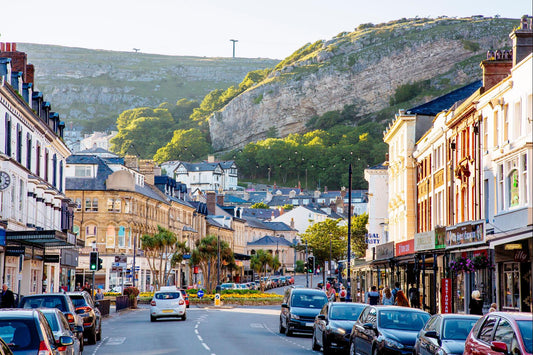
[150,290,186,322]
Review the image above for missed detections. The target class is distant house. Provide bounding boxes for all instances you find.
[272,205,332,235]
[166,156,238,192]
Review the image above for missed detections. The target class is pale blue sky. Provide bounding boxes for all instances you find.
[1,0,531,59]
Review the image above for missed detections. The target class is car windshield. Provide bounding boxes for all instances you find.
[0,319,39,350]
[20,296,66,312]
[379,310,429,331]
[155,292,180,300]
[442,318,479,340]
[69,296,88,308]
[517,320,533,353]
[291,293,328,308]
[42,312,60,332]
[330,304,365,321]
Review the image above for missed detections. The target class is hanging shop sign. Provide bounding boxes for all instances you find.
[435,226,446,249]
[396,239,414,256]
[445,220,484,248]
[375,242,394,260]
[441,278,452,313]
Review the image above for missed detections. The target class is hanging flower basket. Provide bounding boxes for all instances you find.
[472,254,490,269]
[449,256,475,274]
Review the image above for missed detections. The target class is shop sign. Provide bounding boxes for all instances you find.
[0,229,5,247]
[43,255,60,263]
[441,278,452,313]
[6,246,25,256]
[435,226,446,249]
[396,239,414,256]
[514,250,529,263]
[375,242,394,260]
[365,233,381,245]
[445,220,484,248]
[414,231,435,251]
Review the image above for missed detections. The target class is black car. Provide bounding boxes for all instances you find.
[279,287,328,336]
[312,302,366,354]
[349,305,430,355]
[41,308,82,355]
[18,293,84,351]
[0,309,74,355]
[414,313,480,355]
[67,291,102,345]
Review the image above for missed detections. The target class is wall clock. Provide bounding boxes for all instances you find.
[0,171,11,190]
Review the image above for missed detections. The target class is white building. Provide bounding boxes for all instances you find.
[170,156,238,192]
[79,131,118,152]
[364,163,389,245]
[271,205,331,236]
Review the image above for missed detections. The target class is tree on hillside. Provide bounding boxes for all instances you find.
[300,219,346,287]
[141,226,187,290]
[153,128,211,163]
[190,235,235,292]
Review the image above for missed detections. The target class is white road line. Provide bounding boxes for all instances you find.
[90,336,108,355]
[202,343,211,351]
[195,329,199,334]
[197,335,203,341]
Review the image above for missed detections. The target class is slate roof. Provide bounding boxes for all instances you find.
[66,155,113,191]
[262,221,294,231]
[240,208,279,220]
[206,217,233,230]
[247,235,294,247]
[218,161,236,169]
[407,81,482,116]
[179,162,221,172]
[366,162,388,170]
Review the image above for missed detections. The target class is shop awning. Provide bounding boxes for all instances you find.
[6,230,81,248]
[234,252,251,260]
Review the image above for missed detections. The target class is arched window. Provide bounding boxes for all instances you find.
[106,225,116,248]
[118,226,126,247]
[508,169,519,207]
[85,224,97,247]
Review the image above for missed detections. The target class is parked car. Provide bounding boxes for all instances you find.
[220,283,237,290]
[66,291,102,345]
[179,290,189,308]
[0,309,74,355]
[464,311,533,355]
[271,277,280,288]
[312,302,366,354]
[150,289,186,322]
[414,313,480,355]
[349,305,430,355]
[18,293,84,351]
[40,308,82,355]
[0,337,13,355]
[279,287,328,336]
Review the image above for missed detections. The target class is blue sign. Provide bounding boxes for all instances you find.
[183,254,191,259]
[0,229,5,247]
[197,290,204,298]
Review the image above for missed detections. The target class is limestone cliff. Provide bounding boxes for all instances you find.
[209,17,518,152]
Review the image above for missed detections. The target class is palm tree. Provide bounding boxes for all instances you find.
[250,250,272,291]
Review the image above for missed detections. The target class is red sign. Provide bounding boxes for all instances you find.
[395,239,414,256]
[472,249,487,258]
[193,266,199,274]
[514,250,528,263]
[441,278,452,314]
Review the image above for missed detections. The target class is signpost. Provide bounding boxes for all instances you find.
[441,278,452,313]
[214,293,221,307]
[197,290,204,298]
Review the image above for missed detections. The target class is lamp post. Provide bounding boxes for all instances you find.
[217,235,221,286]
[346,163,352,302]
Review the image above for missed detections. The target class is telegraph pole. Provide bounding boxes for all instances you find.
[229,39,238,58]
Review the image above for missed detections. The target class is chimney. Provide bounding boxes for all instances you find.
[0,43,27,82]
[480,57,512,91]
[138,159,158,185]
[216,193,224,206]
[26,64,34,85]
[206,191,216,215]
[124,155,139,171]
[324,186,328,193]
[207,155,215,163]
[510,15,533,67]
[329,201,337,213]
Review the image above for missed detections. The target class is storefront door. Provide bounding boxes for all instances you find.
[501,262,520,311]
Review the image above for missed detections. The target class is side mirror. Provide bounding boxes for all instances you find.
[281,303,288,308]
[490,341,508,353]
[363,322,375,330]
[59,336,74,347]
[317,314,326,321]
[424,330,439,339]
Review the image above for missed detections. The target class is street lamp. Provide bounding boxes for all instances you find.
[346,163,352,302]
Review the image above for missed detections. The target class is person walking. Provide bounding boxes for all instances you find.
[469,290,484,315]
[408,283,420,308]
[95,288,104,300]
[395,290,410,307]
[382,286,394,305]
[366,286,380,305]
[327,284,336,301]
[0,284,15,308]
[339,285,347,302]
[391,282,400,301]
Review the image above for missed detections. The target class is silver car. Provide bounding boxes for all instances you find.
[41,308,81,355]
[150,290,186,322]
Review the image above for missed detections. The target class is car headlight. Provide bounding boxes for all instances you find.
[384,338,404,349]
[290,314,300,320]
[331,327,346,335]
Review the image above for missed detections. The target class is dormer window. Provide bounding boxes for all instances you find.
[74,165,92,177]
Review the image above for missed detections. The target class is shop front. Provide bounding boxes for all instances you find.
[371,241,394,291]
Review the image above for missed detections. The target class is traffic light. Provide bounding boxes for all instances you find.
[304,262,309,272]
[89,251,98,271]
[307,256,314,273]
[97,257,103,271]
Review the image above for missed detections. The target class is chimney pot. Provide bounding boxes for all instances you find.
[12,43,16,51]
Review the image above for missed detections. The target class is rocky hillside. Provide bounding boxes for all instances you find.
[208,16,518,152]
[16,43,278,125]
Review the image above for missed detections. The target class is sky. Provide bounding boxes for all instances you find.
[1,0,531,60]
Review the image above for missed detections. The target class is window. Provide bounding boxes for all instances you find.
[36,143,41,176]
[52,154,57,188]
[522,154,528,204]
[44,149,49,182]
[118,226,125,247]
[513,101,522,138]
[74,166,92,177]
[493,318,516,351]
[5,114,11,156]
[85,225,97,237]
[508,169,519,207]
[493,110,499,147]
[26,134,32,170]
[478,316,497,343]
[483,116,488,150]
[498,164,504,211]
[84,198,98,212]
[92,198,98,212]
[106,225,116,248]
[503,104,509,142]
[16,124,22,163]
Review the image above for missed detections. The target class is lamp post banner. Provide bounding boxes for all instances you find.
[441,278,452,313]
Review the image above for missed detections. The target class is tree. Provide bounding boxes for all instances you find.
[250,202,269,209]
[153,128,211,163]
[270,255,281,274]
[141,226,182,290]
[190,235,235,292]
[250,250,272,292]
[344,213,368,258]
[300,219,346,286]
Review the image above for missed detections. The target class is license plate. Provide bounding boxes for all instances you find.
[306,322,313,327]
[162,309,174,313]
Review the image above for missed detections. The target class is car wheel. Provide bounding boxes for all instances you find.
[323,335,332,355]
[186,304,190,309]
[150,315,156,322]
[285,326,293,336]
[279,318,285,334]
[79,335,84,352]
[349,341,356,355]
[86,325,97,345]
[312,331,320,351]
[96,323,101,341]
[182,313,187,321]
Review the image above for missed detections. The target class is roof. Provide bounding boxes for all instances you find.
[366,163,388,170]
[241,208,279,220]
[406,81,482,116]
[178,162,221,172]
[247,235,294,246]
[206,217,233,230]
[66,155,114,191]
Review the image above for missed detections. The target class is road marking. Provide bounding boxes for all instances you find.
[262,323,310,350]
[195,329,199,334]
[197,335,203,341]
[90,336,107,355]
[202,343,211,351]
[106,337,126,345]
[250,323,264,328]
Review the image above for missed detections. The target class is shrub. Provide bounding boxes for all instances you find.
[461,39,480,52]
[123,286,140,300]
[253,93,263,104]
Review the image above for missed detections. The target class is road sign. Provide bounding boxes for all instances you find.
[197,290,204,298]
[214,293,221,307]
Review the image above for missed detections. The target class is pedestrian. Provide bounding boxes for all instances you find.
[75,283,81,291]
[408,283,420,308]
[95,288,104,300]
[391,282,400,301]
[366,286,380,305]
[489,302,498,312]
[382,286,394,305]
[0,284,15,308]
[339,285,347,302]
[469,290,484,315]
[395,290,410,307]
[327,284,336,301]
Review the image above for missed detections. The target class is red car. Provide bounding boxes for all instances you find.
[179,289,190,308]
[464,311,532,355]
